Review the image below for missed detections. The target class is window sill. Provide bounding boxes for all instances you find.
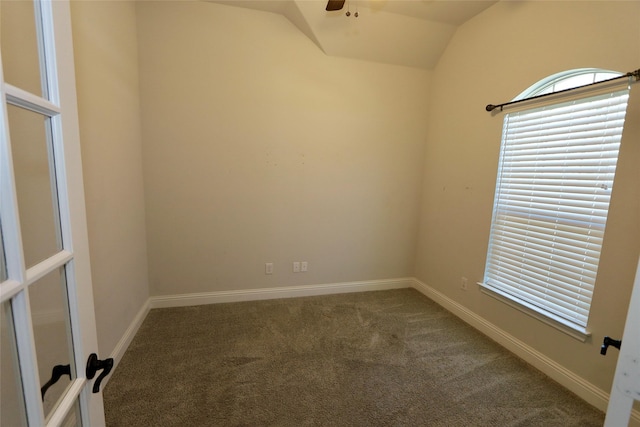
[478,283,591,342]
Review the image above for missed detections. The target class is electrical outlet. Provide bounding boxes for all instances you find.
[461,277,468,291]
[301,261,308,272]
[265,263,274,275]
[293,262,300,273]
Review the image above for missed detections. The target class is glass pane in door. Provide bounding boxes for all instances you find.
[61,399,82,427]
[1,301,28,426]
[29,267,75,418]
[0,0,47,97]
[7,104,62,268]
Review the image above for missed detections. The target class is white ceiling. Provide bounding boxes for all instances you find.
[208,0,498,69]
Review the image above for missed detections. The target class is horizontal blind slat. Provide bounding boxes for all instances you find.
[489,233,602,266]
[484,269,593,312]
[484,273,593,313]
[487,250,598,289]
[484,278,590,324]
[491,222,605,250]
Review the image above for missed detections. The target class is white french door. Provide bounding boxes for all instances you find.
[0,0,106,426]
[604,78,640,426]
[604,255,640,426]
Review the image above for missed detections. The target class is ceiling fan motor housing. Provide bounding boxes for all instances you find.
[326,0,346,11]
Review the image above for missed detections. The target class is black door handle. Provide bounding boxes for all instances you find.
[41,364,71,400]
[86,353,114,393]
[600,336,622,355]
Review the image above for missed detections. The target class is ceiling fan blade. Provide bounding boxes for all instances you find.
[326,0,345,11]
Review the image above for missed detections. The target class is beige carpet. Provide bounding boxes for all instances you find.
[103,288,604,426]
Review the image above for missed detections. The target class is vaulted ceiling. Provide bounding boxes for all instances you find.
[208,0,498,69]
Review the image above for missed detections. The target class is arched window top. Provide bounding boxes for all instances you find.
[514,68,623,101]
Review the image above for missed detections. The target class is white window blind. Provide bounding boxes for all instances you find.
[483,88,630,332]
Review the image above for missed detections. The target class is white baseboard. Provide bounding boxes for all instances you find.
[149,277,413,309]
[410,278,640,427]
[104,299,151,385]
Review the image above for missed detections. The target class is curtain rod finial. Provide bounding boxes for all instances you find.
[486,104,497,112]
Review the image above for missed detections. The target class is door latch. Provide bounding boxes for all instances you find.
[600,336,622,355]
[86,353,114,393]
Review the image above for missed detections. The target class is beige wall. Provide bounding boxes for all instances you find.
[70,1,149,357]
[136,1,430,296]
[415,0,640,395]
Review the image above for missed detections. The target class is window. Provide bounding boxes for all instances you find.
[482,69,630,339]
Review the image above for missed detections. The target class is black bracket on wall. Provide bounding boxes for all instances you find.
[600,336,622,355]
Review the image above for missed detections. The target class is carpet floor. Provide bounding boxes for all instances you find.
[103,288,604,426]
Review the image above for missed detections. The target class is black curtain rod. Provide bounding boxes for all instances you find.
[485,68,640,112]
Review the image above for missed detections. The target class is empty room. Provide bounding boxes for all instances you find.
[1,0,639,425]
